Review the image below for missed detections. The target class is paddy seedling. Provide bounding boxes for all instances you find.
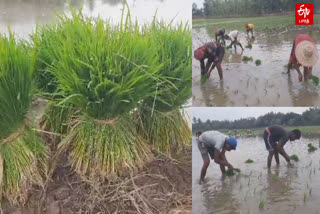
[245,159,254,163]
[259,200,264,209]
[242,56,253,62]
[245,43,252,49]
[201,75,208,85]
[304,193,307,203]
[255,59,262,66]
[290,154,299,162]
[311,75,319,86]
[308,143,317,152]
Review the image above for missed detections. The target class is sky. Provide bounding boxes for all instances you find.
[192,107,310,121]
[193,0,204,8]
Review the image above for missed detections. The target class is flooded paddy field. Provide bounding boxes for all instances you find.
[192,136,320,214]
[192,17,320,106]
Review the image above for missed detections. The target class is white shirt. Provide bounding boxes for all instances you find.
[228,30,239,41]
[199,131,227,151]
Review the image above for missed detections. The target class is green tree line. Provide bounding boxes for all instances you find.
[193,0,320,17]
[192,108,320,132]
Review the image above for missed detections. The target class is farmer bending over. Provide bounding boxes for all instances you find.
[196,131,237,184]
[287,34,319,82]
[224,30,244,51]
[264,125,301,168]
[194,41,225,79]
[215,28,226,46]
[245,24,254,38]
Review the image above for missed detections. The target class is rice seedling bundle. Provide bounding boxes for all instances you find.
[290,154,299,162]
[0,33,48,203]
[245,159,254,163]
[138,21,192,153]
[37,8,166,178]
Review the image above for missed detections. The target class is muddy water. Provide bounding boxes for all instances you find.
[192,136,320,214]
[192,27,320,106]
[0,0,191,38]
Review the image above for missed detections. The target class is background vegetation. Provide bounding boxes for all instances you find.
[193,0,320,17]
[192,108,320,133]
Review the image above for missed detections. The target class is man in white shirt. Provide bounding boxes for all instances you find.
[224,30,244,51]
[196,130,238,184]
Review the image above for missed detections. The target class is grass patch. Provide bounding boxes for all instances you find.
[242,56,253,62]
[255,59,262,66]
[308,143,317,153]
[290,154,299,162]
[245,159,254,163]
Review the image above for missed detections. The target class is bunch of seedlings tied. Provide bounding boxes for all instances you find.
[35,6,191,180]
[0,31,48,204]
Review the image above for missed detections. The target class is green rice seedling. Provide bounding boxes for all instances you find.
[245,43,252,49]
[311,75,319,86]
[201,75,208,85]
[242,56,253,62]
[290,154,299,162]
[234,168,241,173]
[245,159,254,163]
[304,193,307,203]
[35,5,191,178]
[137,108,191,153]
[259,200,264,209]
[137,16,192,153]
[0,32,48,203]
[226,169,235,176]
[226,168,240,177]
[271,173,278,180]
[39,101,78,135]
[308,143,317,152]
[255,59,262,66]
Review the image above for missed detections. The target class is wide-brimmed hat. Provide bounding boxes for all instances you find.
[295,41,319,67]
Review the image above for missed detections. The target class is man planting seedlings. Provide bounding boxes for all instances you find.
[263,125,301,168]
[196,131,237,184]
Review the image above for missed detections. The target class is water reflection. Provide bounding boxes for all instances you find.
[0,0,190,38]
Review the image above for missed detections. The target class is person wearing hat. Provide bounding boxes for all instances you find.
[194,41,225,78]
[287,34,319,81]
[215,28,226,46]
[245,23,254,38]
[196,130,237,184]
[263,125,301,168]
[224,30,244,51]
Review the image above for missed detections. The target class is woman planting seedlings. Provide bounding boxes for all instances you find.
[0,32,48,203]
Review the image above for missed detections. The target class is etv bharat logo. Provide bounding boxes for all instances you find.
[296,4,313,25]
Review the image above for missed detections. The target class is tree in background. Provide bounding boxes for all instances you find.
[192,108,320,132]
[199,0,319,17]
